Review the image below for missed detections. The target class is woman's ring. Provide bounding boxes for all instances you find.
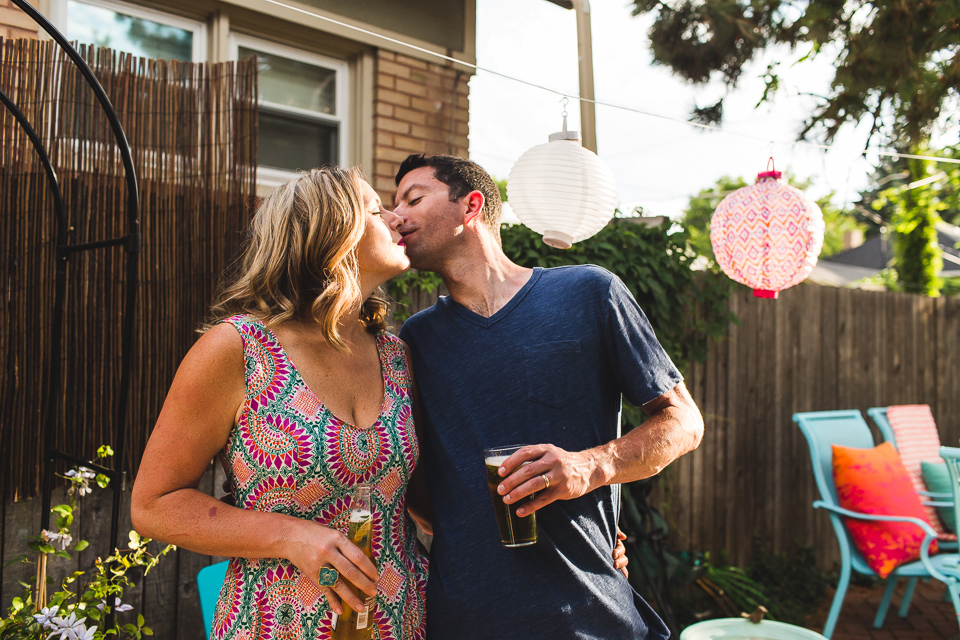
[318,566,339,587]
[541,474,550,490]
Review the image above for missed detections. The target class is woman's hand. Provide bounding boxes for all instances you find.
[614,530,629,579]
[281,518,380,615]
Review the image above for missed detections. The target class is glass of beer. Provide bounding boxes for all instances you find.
[484,445,537,547]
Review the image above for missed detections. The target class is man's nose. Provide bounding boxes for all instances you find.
[384,207,403,231]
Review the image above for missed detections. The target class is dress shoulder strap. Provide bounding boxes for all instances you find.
[376,331,413,394]
[215,314,289,401]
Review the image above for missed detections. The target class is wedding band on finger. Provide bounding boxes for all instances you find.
[541,474,550,490]
[318,566,339,587]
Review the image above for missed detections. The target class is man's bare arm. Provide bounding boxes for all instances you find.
[494,382,703,516]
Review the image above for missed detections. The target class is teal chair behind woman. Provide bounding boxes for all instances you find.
[793,410,957,638]
[197,561,229,639]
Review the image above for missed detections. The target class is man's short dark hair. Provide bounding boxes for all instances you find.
[395,154,503,239]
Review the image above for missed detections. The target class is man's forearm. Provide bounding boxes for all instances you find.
[495,382,703,516]
[590,398,703,488]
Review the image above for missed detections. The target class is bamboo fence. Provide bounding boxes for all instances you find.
[0,38,258,504]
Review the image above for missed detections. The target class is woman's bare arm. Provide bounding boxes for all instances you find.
[130,323,378,614]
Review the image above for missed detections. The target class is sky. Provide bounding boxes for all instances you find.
[468,0,895,221]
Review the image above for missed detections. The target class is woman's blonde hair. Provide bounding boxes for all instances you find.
[208,166,389,349]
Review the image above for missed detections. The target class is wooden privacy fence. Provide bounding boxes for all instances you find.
[1,38,257,637]
[664,282,960,568]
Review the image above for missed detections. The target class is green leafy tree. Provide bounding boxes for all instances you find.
[819,199,868,257]
[494,177,508,204]
[681,176,748,261]
[681,174,864,261]
[857,143,960,296]
[862,145,960,228]
[873,155,945,296]
[631,0,960,145]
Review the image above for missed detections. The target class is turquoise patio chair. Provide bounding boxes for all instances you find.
[197,560,229,639]
[936,447,960,611]
[793,410,957,638]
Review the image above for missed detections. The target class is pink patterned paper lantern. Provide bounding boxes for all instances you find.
[710,164,825,299]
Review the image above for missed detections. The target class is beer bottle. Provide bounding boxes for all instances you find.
[331,484,375,640]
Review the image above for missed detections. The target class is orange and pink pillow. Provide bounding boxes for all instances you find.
[833,442,939,578]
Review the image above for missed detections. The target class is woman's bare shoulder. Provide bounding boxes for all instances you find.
[175,322,245,385]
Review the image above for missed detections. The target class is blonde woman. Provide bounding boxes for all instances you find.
[131,167,429,639]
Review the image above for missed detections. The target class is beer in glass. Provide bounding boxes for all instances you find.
[484,445,537,547]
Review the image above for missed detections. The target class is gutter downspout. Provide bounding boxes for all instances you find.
[571,0,597,153]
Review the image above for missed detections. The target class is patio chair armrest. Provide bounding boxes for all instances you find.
[812,501,939,538]
[919,490,953,500]
[812,500,954,583]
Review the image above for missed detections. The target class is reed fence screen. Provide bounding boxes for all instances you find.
[1,38,257,635]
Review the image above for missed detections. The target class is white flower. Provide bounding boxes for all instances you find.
[78,467,96,480]
[77,484,92,496]
[33,605,60,629]
[61,621,97,640]
[76,625,98,640]
[46,612,86,639]
[113,598,133,613]
[64,470,79,478]
[39,529,72,550]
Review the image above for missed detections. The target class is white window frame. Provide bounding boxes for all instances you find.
[50,0,207,62]
[231,33,350,188]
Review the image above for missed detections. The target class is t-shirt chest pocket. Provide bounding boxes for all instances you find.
[523,341,586,409]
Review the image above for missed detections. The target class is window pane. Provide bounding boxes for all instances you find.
[66,1,193,62]
[239,47,336,115]
[258,111,338,172]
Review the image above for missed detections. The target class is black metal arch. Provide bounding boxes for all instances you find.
[4,0,140,561]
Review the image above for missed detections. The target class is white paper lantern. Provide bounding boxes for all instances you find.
[507,128,618,249]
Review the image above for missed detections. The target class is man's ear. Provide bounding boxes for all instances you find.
[463,191,485,225]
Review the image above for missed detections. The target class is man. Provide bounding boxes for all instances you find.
[391,154,703,639]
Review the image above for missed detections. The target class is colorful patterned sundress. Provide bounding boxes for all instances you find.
[211,314,428,640]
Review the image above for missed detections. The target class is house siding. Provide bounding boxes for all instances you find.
[372,49,469,204]
[0,0,38,39]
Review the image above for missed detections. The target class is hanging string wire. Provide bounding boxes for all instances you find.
[261,0,960,166]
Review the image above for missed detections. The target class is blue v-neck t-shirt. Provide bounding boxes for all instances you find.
[400,265,681,640]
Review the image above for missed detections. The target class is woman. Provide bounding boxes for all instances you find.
[131,166,430,639]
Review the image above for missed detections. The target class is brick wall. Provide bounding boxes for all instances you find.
[372,49,470,204]
[0,0,39,40]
